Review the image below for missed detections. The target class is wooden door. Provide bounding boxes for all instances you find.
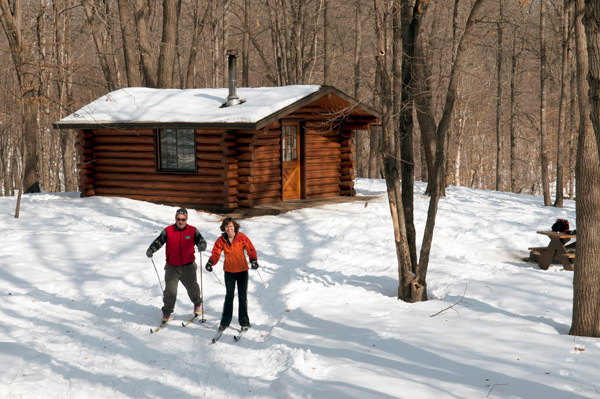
[282,122,301,200]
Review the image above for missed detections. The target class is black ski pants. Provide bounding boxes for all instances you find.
[220,270,250,328]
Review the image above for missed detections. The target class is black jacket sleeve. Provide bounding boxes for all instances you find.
[147,229,168,254]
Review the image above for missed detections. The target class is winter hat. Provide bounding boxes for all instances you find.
[175,208,188,217]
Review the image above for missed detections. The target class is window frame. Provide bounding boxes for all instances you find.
[155,128,198,173]
[282,124,299,162]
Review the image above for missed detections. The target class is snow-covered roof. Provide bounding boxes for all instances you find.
[55,85,329,129]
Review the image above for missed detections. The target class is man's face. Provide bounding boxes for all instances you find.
[175,214,187,229]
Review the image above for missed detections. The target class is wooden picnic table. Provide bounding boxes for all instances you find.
[528,230,576,271]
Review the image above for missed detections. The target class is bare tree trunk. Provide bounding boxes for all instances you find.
[415,0,461,197]
[135,0,158,88]
[569,70,577,199]
[0,0,41,194]
[117,0,142,87]
[396,0,417,272]
[495,0,503,191]
[570,0,600,337]
[36,2,50,191]
[10,141,19,195]
[323,0,329,83]
[81,0,118,92]
[353,2,361,97]
[416,0,487,296]
[210,1,221,87]
[53,1,77,192]
[368,125,381,178]
[185,0,209,88]
[510,28,520,193]
[242,0,250,86]
[585,0,600,163]
[374,0,419,301]
[539,0,552,205]
[413,34,436,194]
[15,137,25,217]
[221,0,233,87]
[157,0,181,88]
[555,3,572,208]
[0,132,5,195]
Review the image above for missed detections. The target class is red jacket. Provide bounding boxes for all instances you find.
[209,232,257,273]
[165,225,196,266]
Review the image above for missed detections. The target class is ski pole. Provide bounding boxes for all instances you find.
[199,251,206,323]
[150,258,164,293]
[256,269,268,288]
[212,270,223,285]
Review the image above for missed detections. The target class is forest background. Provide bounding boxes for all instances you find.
[0,0,578,200]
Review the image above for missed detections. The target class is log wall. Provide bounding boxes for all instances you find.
[77,128,239,209]
[74,108,363,209]
[290,107,358,199]
[304,126,341,199]
[235,122,282,208]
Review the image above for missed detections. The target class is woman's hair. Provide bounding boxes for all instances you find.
[220,217,240,233]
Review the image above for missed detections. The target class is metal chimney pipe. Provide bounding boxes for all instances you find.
[225,50,241,107]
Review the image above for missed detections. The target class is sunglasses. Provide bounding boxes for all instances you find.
[176,217,187,222]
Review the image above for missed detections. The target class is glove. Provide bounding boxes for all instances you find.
[146,249,153,258]
[205,260,213,272]
[251,260,259,269]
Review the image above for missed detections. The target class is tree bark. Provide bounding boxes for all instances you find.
[539,0,552,206]
[157,0,181,88]
[569,70,577,199]
[117,0,142,87]
[81,0,118,92]
[416,0,487,295]
[135,0,157,88]
[323,0,329,83]
[554,3,572,208]
[185,0,209,88]
[374,0,420,302]
[368,125,381,178]
[510,28,520,193]
[570,0,600,338]
[584,0,600,163]
[15,137,26,217]
[495,0,503,191]
[398,0,417,272]
[0,0,41,193]
[353,2,361,97]
[242,0,250,86]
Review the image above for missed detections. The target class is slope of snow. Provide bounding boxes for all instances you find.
[0,179,597,399]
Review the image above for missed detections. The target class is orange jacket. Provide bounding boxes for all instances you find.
[208,232,257,273]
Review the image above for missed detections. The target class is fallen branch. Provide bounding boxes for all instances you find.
[430,284,471,317]
[487,383,508,398]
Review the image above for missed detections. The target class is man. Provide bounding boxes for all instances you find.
[146,208,207,323]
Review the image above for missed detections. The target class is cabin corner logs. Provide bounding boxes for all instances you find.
[76,115,360,210]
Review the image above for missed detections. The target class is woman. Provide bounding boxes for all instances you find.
[206,217,259,331]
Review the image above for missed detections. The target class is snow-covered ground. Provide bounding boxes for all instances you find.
[0,179,597,399]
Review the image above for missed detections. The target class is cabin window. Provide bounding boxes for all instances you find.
[282,125,298,162]
[157,128,196,172]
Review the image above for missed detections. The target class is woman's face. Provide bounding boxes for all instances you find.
[224,222,235,237]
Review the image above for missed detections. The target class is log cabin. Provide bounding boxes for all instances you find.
[53,53,379,211]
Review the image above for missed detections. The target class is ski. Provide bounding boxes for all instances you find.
[211,329,224,344]
[150,316,175,334]
[233,327,248,342]
[181,314,201,327]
